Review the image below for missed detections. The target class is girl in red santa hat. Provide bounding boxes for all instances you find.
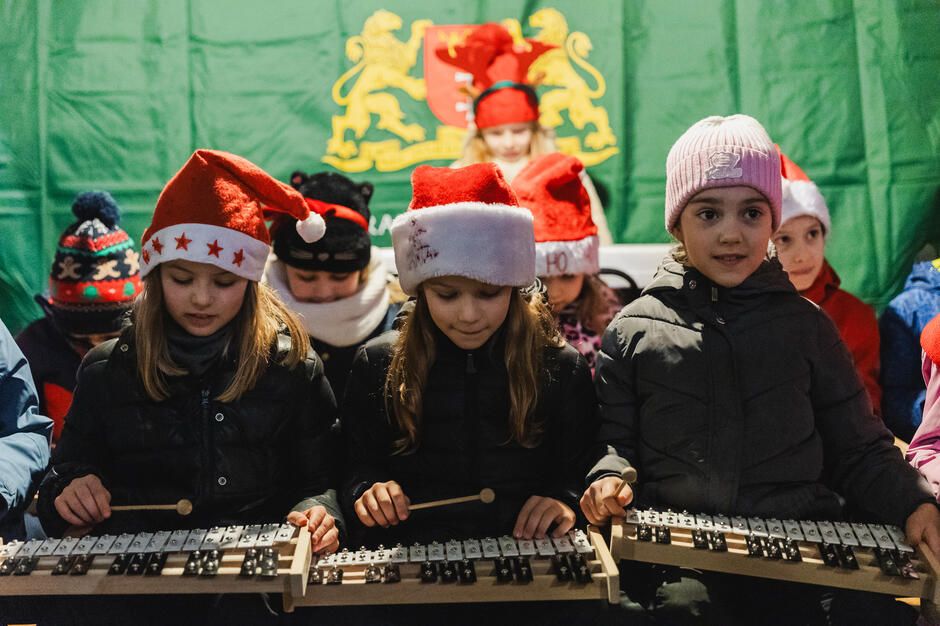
[513,152,621,372]
[771,147,881,416]
[439,21,613,244]
[341,162,598,551]
[37,150,343,557]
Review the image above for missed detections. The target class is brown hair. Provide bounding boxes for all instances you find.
[134,266,310,403]
[384,286,562,454]
[454,121,557,167]
[575,274,618,334]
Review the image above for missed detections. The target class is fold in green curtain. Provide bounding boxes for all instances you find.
[1,0,938,334]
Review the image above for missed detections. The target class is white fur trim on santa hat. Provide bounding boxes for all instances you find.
[780,178,831,237]
[140,223,270,281]
[390,202,535,295]
[535,235,599,277]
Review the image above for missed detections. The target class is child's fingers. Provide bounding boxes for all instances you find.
[521,498,556,538]
[353,497,377,527]
[362,490,391,528]
[54,495,87,527]
[533,505,559,538]
[512,496,541,537]
[372,484,400,526]
[386,482,410,521]
[551,510,576,537]
[310,513,335,546]
[579,492,605,525]
[314,527,339,556]
[306,506,327,528]
[286,511,308,527]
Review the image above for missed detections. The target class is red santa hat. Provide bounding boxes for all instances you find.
[436,22,554,129]
[777,145,831,237]
[391,163,535,295]
[140,149,325,281]
[512,153,599,277]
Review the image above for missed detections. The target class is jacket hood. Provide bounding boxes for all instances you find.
[903,260,940,292]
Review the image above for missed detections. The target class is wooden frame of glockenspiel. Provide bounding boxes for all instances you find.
[610,519,940,606]
[283,526,619,609]
[0,528,312,600]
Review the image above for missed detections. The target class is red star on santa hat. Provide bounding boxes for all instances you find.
[232,249,244,267]
[152,237,163,254]
[175,233,191,250]
[207,240,223,257]
[142,249,150,264]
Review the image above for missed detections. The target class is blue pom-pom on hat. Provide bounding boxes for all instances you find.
[71,191,121,229]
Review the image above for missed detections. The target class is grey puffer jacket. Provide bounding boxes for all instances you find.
[589,256,933,527]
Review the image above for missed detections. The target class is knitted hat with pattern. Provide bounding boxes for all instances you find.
[665,115,782,235]
[46,191,142,334]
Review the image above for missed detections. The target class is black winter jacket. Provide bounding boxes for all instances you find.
[37,326,343,538]
[342,325,598,546]
[589,257,933,527]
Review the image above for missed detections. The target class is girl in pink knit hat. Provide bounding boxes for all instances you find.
[580,115,939,623]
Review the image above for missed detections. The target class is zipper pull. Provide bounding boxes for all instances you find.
[711,286,718,302]
[201,388,210,408]
[466,352,476,374]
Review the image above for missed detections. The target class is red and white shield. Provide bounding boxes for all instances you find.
[424,24,475,128]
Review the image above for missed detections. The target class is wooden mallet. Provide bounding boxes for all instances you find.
[408,488,495,511]
[110,498,193,516]
[616,466,637,498]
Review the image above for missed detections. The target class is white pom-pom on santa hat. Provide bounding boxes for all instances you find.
[295,211,327,243]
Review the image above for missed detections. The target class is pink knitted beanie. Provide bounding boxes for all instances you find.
[665,115,781,235]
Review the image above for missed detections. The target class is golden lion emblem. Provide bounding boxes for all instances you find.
[326,10,432,159]
[520,9,617,150]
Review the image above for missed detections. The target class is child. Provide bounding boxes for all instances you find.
[512,152,620,371]
[439,22,613,244]
[772,149,881,415]
[263,170,400,395]
[341,162,598,548]
[36,150,342,554]
[580,115,939,624]
[881,259,940,440]
[16,191,141,442]
[907,313,940,501]
[0,318,52,541]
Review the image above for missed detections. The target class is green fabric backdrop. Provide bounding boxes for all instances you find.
[1,0,938,334]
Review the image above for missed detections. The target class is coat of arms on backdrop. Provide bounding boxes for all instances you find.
[322,8,618,173]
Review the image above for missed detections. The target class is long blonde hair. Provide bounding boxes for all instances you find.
[134,266,311,403]
[453,121,557,167]
[385,286,562,454]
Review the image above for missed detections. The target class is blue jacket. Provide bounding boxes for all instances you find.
[881,261,940,440]
[0,318,53,538]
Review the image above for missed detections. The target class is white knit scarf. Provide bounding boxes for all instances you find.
[263,248,391,347]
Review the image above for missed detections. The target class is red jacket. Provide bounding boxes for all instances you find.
[801,260,881,415]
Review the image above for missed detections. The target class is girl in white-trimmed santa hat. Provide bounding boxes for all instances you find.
[38,149,343,556]
[512,152,622,372]
[341,162,598,553]
[771,147,881,415]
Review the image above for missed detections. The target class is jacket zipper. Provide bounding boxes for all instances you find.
[465,352,480,497]
[201,387,211,500]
